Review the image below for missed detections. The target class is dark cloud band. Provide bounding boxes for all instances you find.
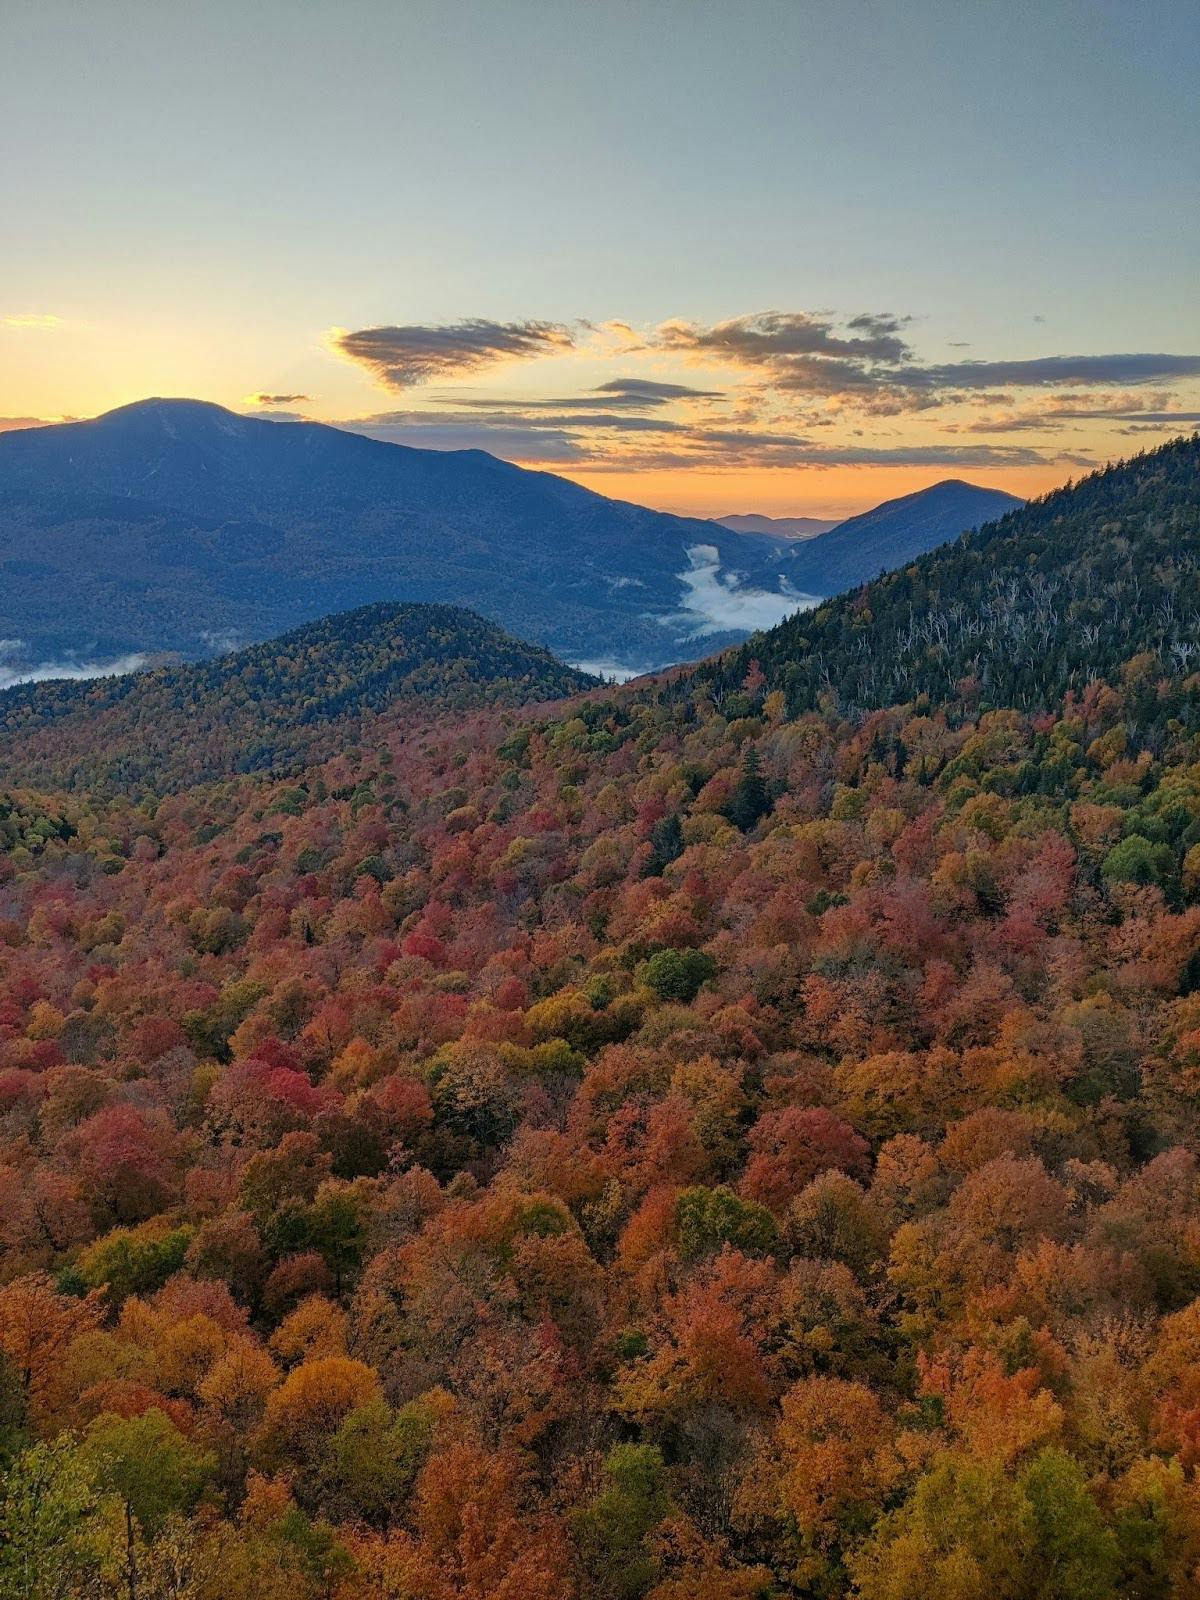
[334,319,575,389]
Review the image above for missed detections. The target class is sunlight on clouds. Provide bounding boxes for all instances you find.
[3,314,63,330]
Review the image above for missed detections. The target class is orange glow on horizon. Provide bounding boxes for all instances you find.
[558,462,1074,521]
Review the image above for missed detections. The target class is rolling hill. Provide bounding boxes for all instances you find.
[0,601,595,795]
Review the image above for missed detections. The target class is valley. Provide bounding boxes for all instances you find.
[0,400,1021,682]
[3,436,1200,1596]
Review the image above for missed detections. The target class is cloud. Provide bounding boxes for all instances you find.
[334,407,1080,473]
[338,412,587,462]
[314,306,1200,473]
[590,437,1081,472]
[0,416,53,433]
[428,378,726,416]
[566,658,646,682]
[2,313,62,330]
[956,390,1200,434]
[244,392,311,407]
[331,319,575,390]
[658,310,913,365]
[594,377,724,403]
[650,310,1200,415]
[0,646,148,692]
[897,353,1200,391]
[675,544,816,635]
[764,350,1200,412]
[1105,413,1200,426]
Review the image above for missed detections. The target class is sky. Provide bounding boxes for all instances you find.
[3,0,1198,518]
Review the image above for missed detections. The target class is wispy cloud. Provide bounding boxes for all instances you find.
[652,311,1200,413]
[331,319,575,390]
[954,390,1200,434]
[244,391,311,407]
[2,313,62,330]
[0,639,148,692]
[594,377,725,403]
[658,310,913,365]
[311,305,1200,480]
[898,353,1200,392]
[338,405,1081,472]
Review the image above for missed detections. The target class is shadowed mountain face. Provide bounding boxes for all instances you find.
[0,600,595,796]
[0,400,1028,679]
[0,399,800,674]
[777,479,1024,596]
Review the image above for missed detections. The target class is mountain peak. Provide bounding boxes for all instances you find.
[0,600,596,796]
[780,478,1025,595]
[0,396,776,672]
[94,396,244,426]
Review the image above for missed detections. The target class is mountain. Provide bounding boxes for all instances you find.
[0,601,594,796]
[776,478,1024,596]
[5,445,1200,1591]
[694,434,1200,716]
[0,398,797,675]
[714,512,838,539]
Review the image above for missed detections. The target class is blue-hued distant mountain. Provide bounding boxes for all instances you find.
[715,512,839,539]
[0,399,1024,676]
[777,479,1024,596]
[0,399,799,673]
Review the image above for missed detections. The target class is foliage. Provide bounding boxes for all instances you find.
[0,602,595,796]
[2,442,1200,1592]
[696,432,1200,719]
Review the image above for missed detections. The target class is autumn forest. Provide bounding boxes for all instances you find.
[5,438,1200,1600]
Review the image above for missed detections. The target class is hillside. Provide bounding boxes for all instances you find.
[9,441,1200,1599]
[0,601,594,795]
[7,483,1200,1594]
[699,435,1200,716]
[0,403,1038,684]
[0,399,794,674]
[778,478,1023,596]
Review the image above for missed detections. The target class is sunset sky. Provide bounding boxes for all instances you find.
[4,0,1198,519]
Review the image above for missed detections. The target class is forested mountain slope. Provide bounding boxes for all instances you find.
[0,401,1031,681]
[0,602,594,795]
[6,436,1200,1596]
[699,434,1200,716]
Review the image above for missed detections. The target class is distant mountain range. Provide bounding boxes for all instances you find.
[714,512,839,539]
[0,398,1025,678]
[0,602,594,796]
[0,399,790,675]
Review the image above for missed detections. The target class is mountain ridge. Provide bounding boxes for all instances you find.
[692,433,1200,717]
[0,398,788,673]
[714,512,839,539]
[776,477,1024,596]
[0,399,1032,677]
